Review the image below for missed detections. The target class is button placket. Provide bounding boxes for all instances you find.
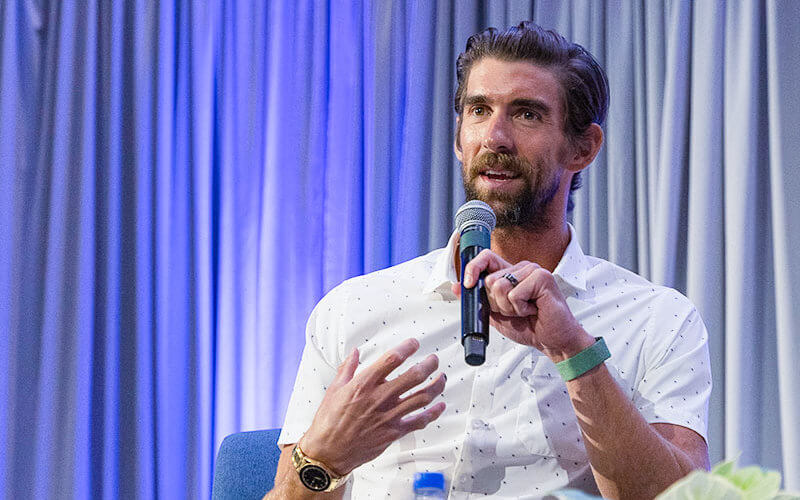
[452,363,498,492]
[514,352,553,457]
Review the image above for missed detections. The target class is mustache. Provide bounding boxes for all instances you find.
[468,152,531,178]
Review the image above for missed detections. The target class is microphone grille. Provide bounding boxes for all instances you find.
[455,200,496,233]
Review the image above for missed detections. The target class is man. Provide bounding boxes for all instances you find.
[266,22,711,499]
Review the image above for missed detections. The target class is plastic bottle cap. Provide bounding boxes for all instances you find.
[413,472,445,491]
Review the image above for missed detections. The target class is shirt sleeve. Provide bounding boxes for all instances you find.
[634,289,713,442]
[278,285,349,446]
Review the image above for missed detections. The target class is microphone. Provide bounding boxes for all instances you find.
[454,200,496,366]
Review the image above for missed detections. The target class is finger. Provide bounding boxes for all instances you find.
[463,249,511,288]
[399,401,447,433]
[483,260,530,289]
[506,263,545,316]
[386,353,439,397]
[455,255,524,296]
[484,261,534,315]
[391,372,447,418]
[484,269,512,312]
[483,260,535,289]
[484,262,538,316]
[359,338,421,386]
[332,348,360,387]
[508,266,553,316]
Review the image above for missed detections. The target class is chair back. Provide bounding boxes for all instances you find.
[212,429,283,499]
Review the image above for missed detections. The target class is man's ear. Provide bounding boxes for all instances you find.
[454,116,463,162]
[566,123,603,173]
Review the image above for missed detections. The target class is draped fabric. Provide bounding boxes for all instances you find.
[1,0,798,497]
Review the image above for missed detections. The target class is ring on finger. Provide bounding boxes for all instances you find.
[502,272,520,287]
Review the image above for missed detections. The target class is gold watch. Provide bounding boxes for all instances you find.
[291,444,350,492]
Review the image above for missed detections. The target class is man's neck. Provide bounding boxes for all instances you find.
[490,220,571,272]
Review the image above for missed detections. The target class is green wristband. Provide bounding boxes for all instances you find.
[555,337,610,381]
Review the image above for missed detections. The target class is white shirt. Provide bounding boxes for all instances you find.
[279,225,712,499]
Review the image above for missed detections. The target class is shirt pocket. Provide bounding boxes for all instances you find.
[514,353,588,462]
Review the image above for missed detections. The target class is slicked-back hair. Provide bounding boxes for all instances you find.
[454,21,609,208]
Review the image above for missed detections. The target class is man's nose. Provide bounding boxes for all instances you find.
[482,114,515,154]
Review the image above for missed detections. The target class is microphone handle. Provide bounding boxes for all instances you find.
[461,245,490,366]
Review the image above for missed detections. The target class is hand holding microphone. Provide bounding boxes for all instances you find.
[455,224,594,364]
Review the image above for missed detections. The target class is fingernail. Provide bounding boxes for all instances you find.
[464,273,472,287]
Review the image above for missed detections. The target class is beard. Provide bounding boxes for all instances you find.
[462,151,561,230]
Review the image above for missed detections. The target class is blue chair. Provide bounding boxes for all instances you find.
[212,429,283,499]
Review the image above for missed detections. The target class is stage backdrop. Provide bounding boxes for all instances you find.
[2,0,799,498]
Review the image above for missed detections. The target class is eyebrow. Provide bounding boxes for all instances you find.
[463,94,553,116]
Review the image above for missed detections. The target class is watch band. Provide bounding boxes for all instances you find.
[555,337,610,381]
[291,444,350,492]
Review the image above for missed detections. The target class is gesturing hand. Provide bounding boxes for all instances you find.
[453,249,594,361]
[299,338,447,476]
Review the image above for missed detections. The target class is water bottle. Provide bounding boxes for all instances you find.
[413,472,446,499]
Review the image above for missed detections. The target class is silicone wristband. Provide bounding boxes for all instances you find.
[555,337,610,381]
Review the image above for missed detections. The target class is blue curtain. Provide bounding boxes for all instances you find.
[2,0,799,498]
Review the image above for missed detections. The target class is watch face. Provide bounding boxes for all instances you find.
[300,464,331,491]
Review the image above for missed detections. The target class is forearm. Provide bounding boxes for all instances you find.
[263,445,346,500]
[565,363,702,499]
[472,255,708,497]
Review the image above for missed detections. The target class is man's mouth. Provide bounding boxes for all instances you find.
[479,169,520,181]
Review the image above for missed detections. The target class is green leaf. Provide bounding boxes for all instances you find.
[711,457,738,477]
[730,466,781,500]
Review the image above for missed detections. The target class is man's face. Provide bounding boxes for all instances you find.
[456,57,572,229]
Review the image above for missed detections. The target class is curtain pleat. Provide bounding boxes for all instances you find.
[766,0,800,483]
[686,0,727,467]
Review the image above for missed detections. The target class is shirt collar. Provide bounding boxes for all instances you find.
[421,223,590,295]
[422,230,461,295]
[552,223,590,293]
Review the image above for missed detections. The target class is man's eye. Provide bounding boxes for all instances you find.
[520,110,539,121]
[471,106,486,116]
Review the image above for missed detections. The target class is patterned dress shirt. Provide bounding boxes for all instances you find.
[279,225,712,499]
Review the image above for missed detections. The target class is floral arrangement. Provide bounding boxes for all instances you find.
[549,457,799,500]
